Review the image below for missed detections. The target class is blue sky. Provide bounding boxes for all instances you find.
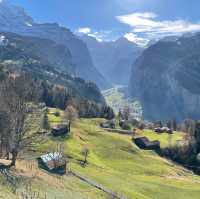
[11,0,200,45]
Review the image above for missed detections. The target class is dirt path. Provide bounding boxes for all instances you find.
[70,170,129,199]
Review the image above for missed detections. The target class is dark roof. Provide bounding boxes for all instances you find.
[52,124,69,131]
[134,137,160,150]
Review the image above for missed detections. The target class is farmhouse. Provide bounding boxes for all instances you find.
[100,120,115,129]
[38,152,67,174]
[51,124,70,136]
[154,127,173,134]
[134,137,160,150]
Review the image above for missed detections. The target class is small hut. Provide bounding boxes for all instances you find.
[134,137,160,150]
[51,124,70,137]
[100,120,115,129]
[38,152,66,174]
[154,127,173,134]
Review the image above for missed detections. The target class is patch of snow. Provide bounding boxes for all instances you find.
[177,41,182,45]
[25,21,32,27]
[0,35,8,46]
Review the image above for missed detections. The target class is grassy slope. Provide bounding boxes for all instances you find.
[35,108,200,199]
[1,108,200,199]
[0,108,107,199]
[136,129,184,148]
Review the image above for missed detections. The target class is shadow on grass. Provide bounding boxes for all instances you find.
[0,163,11,170]
[49,133,71,142]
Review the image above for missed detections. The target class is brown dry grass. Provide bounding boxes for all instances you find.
[11,160,65,189]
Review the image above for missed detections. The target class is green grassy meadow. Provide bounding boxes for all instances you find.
[34,108,200,199]
[1,107,200,199]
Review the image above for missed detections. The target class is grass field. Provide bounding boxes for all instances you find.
[135,129,184,148]
[1,107,200,199]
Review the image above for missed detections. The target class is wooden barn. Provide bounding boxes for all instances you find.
[38,152,67,174]
[134,137,160,150]
[154,127,173,134]
[51,124,70,137]
[100,120,115,129]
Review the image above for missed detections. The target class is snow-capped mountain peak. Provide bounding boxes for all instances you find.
[0,0,34,30]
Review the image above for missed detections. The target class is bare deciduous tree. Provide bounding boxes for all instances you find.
[64,105,78,123]
[40,108,50,131]
[0,78,27,167]
[81,147,89,166]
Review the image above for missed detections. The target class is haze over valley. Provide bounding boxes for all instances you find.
[1,0,200,198]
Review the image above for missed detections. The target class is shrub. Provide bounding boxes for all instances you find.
[138,122,146,130]
[121,121,131,130]
[41,109,50,130]
[54,111,60,117]
[130,119,139,127]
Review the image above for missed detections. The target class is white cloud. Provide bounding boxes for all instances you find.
[88,30,112,42]
[75,27,112,42]
[76,27,91,34]
[117,12,200,43]
[124,33,149,47]
[88,32,103,42]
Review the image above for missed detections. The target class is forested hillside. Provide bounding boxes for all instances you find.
[0,0,108,89]
[0,32,114,118]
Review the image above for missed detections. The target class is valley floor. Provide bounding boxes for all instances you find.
[1,108,200,199]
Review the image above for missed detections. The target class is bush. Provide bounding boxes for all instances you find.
[54,111,60,117]
[161,141,197,165]
[41,108,50,130]
[121,121,131,130]
[130,119,139,127]
[138,122,146,130]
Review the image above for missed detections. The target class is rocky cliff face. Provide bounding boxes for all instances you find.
[81,35,143,85]
[129,33,200,121]
[0,0,108,89]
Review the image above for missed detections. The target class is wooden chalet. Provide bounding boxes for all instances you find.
[51,123,70,137]
[100,120,115,129]
[134,137,160,150]
[154,127,173,134]
[38,152,66,174]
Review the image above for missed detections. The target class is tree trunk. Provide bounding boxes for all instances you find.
[6,144,9,160]
[84,153,88,166]
[10,150,18,167]
[69,121,71,132]
[0,135,2,158]
[6,152,9,160]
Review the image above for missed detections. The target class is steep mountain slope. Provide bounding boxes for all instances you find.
[129,33,200,121]
[81,35,143,85]
[0,0,108,89]
[0,32,114,118]
[0,32,75,74]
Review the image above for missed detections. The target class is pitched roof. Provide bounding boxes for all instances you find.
[40,152,62,163]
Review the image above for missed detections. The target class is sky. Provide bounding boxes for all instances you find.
[11,0,200,46]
